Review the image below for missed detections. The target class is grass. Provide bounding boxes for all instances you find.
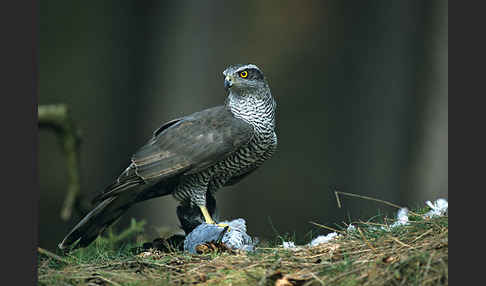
[38,209,448,285]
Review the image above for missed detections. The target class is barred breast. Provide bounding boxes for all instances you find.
[173,89,277,205]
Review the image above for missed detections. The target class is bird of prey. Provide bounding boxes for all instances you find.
[59,63,277,249]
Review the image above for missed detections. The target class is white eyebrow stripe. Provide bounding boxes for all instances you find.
[235,64,260,73]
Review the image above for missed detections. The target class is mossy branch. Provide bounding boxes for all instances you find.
[38,104,83,221]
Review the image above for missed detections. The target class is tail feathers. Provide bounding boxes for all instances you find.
[58,195,132,250]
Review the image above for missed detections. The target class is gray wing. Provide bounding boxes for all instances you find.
[93,106,253,203]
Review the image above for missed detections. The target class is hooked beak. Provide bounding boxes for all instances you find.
[224,76,233,91]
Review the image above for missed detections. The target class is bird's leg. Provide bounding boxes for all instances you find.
[199,205,216,224]
[198,205,230,231]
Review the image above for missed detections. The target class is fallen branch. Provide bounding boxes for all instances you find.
[38,104,83,220]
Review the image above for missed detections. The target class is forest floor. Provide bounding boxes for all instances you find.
[38,207,448,286]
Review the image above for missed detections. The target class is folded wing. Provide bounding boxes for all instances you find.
[93,106,253,202]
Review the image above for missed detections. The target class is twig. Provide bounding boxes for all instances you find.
[309,272,325,285]
[309,221,346,235]
[411,229,433,243]
[357,227,376,252]
[38,247,70,264]
[38,104,83,220]
[334,190,420,217]
[137,259,182,271]
[389,236,413,249]
[94,275,122,286]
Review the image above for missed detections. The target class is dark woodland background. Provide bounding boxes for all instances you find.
[39,1,448,251]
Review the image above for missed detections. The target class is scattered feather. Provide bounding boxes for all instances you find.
[282,241,296,249]
[390,208,410,228]
[347,224,356,232]
[424,198,448,218]
[308,232,339,246]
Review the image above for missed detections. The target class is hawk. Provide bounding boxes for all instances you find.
[59,64,277,249]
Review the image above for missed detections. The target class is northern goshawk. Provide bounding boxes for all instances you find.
[59,64,277,249]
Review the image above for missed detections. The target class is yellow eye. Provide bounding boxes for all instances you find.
[239,70,248,78]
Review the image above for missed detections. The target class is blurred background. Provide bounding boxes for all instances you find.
[39,0,448,251]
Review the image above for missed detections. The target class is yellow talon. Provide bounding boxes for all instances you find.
[216,223,230,229]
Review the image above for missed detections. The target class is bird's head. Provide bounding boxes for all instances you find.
[223,64,275,121]
[222,64,269,95]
